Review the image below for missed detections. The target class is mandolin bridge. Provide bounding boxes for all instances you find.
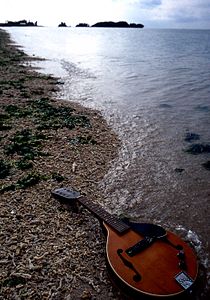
[126,236,154,257]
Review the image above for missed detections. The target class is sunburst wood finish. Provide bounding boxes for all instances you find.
[52,188,198,298]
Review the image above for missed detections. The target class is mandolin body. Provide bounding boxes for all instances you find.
[52,188,198,299]
[104,222,198,298]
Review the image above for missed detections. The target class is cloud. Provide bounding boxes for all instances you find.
[118,0,210,28]
[140,0,162,8]
[151,0,209,21]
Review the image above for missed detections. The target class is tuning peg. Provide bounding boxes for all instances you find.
[177,250,185,259]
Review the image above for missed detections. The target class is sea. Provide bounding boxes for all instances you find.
[5,27,210,297]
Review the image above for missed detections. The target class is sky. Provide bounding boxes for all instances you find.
[0,0,210,29]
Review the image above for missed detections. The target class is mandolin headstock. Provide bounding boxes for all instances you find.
[52,187,81,202]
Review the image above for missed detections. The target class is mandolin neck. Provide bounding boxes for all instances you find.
[78,196,130,234]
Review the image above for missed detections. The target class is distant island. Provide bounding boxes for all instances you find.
[0,20,38,27]
[58,22,68,27]
[76,23,90,27]
[58,20,144,28]
[92,21,144,28]
[0,19,144,28]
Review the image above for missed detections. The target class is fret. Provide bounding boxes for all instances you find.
[78,196,130,233]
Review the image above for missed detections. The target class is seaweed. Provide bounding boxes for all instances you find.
[52,172,65,182]
[16,172,44,189]
[0,184,16,193]
[4,104,32,118]
[0,79,25,90]
[0,59,9,66]
[2,98,91,132]
[20,91,30,98]
[0,172,46,193]
[0,113,12,131]
[31,88,45,95]
[0,159,11,179]
[29,98,91,130]
[1,275,26,287]
[0,113,10,121]
[0,124,12,131]
[4,129,48,159]
[69,135,97,145]
[15,158,33,170]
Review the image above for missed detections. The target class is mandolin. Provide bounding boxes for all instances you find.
[52,187,198,299]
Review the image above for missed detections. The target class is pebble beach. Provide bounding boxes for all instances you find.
[0,29,122,299]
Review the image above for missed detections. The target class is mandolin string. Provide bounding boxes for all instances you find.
[78,196,130,233]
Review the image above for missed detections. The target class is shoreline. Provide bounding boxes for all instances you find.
[1,29,210,300]
[0,29,121,299]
